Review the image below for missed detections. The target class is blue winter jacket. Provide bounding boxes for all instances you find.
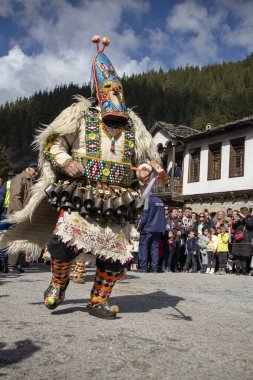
[137,195,166,233]
[186,237,198,253]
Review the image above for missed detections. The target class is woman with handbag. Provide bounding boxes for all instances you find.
[232,209,253,275]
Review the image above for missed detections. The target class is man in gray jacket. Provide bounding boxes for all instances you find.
[7,163,38,272]
[7,163,38,215]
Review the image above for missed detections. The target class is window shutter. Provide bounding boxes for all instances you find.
[229,138,245,178]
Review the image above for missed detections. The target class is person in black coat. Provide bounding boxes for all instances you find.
[232,213,253,275]
[137,194,166,273]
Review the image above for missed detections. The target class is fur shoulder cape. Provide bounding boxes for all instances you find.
[11,96,160,224]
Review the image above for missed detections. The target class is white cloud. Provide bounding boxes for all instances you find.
[165,0,227,67]
[0,0,13,17]
[0,0,153,104]
[161,0,253,67]
[146,28,169,54]
[218,0,253,51]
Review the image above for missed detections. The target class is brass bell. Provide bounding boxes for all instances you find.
[83,190,95,210]
[72,188,83,211]
[44,183,57,199]
[128,206,138,222]
[103,198,114,218]
[61,201,75,215]
[123,191,135,207]
[113,196,128,217]
[93,197,103,216]
[60,182,76,203]
[80,206,90,218]
[49,199,61,212]
[51,183,64,202]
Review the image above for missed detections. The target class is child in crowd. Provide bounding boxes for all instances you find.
[183,230,198,273]
[162,230,176,272]
[198,227,209,273]
[206,226,218,274]
[217,224,229,274]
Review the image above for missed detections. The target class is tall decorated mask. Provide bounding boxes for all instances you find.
[91,35,128,123]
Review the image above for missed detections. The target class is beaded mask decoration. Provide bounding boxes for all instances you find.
[91,35,128,123]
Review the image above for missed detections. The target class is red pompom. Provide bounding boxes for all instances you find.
[92,35,101,43]
[102,36,110,47]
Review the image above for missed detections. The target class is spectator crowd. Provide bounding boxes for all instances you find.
[130,203,253,276]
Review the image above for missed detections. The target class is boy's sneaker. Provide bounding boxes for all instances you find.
[189,268,197,273]
[205,268,210,274]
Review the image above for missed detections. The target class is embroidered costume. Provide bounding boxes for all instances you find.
[1,36,163,319]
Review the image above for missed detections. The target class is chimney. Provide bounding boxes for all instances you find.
[205,123,214,131]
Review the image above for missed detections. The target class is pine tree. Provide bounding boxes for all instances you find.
[0,145,10,180]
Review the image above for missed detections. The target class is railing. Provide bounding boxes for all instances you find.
[153,178,183,196]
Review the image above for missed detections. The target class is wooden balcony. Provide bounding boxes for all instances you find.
[153,178,184,203]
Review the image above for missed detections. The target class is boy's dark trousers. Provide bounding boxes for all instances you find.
[218,252,227,270]
[207,250,216,268]
[184,251,197,270]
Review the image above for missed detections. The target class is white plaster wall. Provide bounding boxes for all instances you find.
[152,131,170,146]
[183,128,253,195]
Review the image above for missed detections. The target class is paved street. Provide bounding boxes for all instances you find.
[0,264,253,380]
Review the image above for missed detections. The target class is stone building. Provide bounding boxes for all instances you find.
[150,116,253,213]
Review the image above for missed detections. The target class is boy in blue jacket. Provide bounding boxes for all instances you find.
[183,230,198,273]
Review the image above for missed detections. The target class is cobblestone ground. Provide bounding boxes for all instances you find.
[0,264,253,380]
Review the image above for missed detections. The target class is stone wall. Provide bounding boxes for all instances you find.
[184,197,253,213]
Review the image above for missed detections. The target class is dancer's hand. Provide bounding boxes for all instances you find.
[63,160,84,177]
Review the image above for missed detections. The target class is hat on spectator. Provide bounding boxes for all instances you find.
[28,162,38,169]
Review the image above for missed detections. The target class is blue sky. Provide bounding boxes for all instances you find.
[0,0,253,104]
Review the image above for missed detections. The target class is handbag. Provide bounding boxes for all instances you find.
[233,229,245,242]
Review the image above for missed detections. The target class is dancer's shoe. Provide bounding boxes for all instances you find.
[86,302,119,320]
[44,280,69,310]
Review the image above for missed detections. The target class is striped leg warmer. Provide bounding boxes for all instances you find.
[72,260,86,284]
[51,259,75,285]
[90,267,125,306]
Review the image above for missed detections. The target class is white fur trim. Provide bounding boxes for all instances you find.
[128,108,161,164]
